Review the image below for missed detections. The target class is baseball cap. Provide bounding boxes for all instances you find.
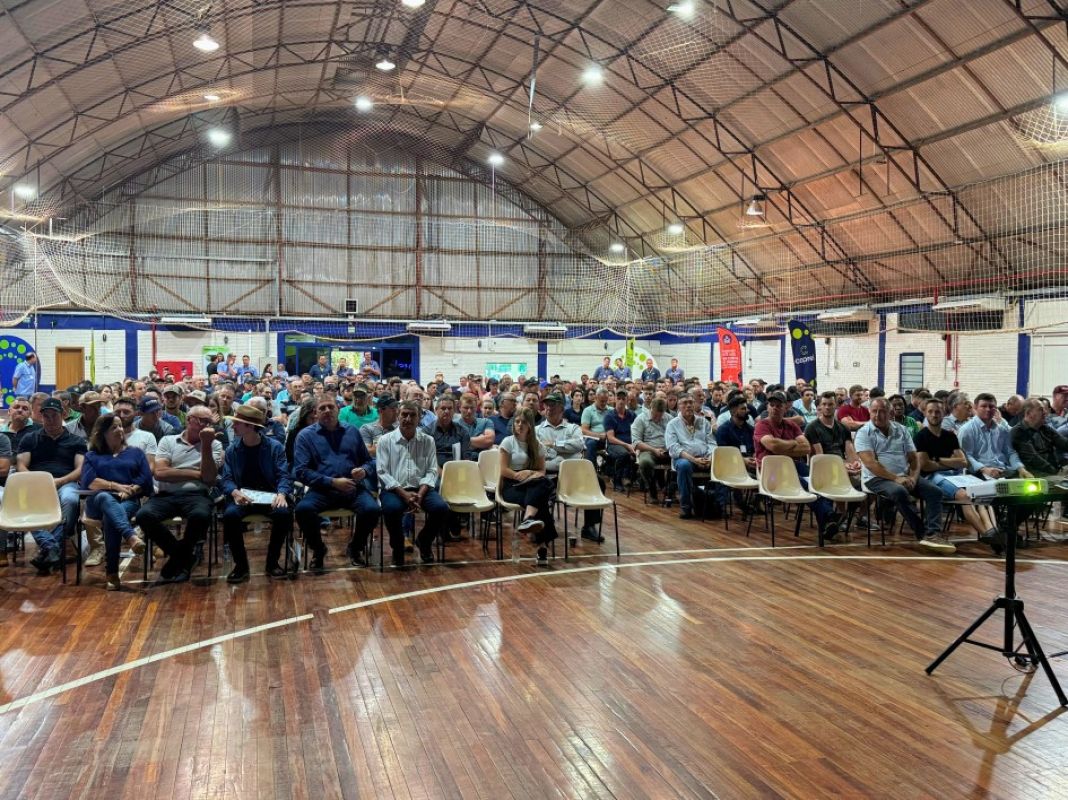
[376,395,398,410]
[139,398,162,414]
[352,385,368,396]
[79,391,104,406]
[162,384,183,396]
[543,392,564,404]
[766,391,788,404]
[186,390,207,404]
[1053,385,1068,396]
[41,398,63,414]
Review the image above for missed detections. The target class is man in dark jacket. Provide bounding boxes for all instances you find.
[219,404,294,583]
[1011,398,1068,478]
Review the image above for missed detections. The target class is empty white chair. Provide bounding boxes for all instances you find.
[748,455,817,547]
[711,446,758,529]
[441,461,496,557]
[557,459,619,560]
[0,472,65,580]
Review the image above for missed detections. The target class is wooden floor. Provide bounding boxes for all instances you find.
[2,493,1068,799]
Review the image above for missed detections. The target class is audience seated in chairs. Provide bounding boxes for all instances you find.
[855,398,947,553]
[219,404,294,583]
[538,392,604,545]
[80,415,150,589]
[376,401,449,566]
[915,397,1000,553]
[1,396,36,451]
[712,395,756,512]
[958,393,1032,480]
[633,397,671,503]
[499,408,558,566]
[754,391,840,540]
[665,394,715,520]
[292,395,379,572]
[1011,398,1068,478]
[135,406,223,583]
[360,395,399,457]
[17,397,86,575]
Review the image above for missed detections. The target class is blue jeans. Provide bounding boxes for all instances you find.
[794,461,834,530]
[584,437,605,463]
[674,458,699,513]
[295,487,380,554]
[31,482,80,562]
[85,493,140,574]
[381,488,449,559]
[865,476,943,538]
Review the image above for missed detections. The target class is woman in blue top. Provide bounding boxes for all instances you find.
[81,415,152,590]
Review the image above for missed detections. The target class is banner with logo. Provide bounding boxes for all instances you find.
[717,327,742,385]
[788,320,817,387]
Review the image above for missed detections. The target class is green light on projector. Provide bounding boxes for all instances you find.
[1025,482,1039,493]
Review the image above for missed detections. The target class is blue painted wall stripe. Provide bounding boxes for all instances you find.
[537,341,548,379]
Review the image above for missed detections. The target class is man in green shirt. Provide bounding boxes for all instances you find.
[339,384,378,429]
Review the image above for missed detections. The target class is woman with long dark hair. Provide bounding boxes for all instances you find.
[498,407,558,566]
[565,389,584,425]
[285,397,318,465]
[80,415,152,590]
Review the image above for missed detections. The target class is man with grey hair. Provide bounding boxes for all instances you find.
[492,391,517,445]
[580,387,611,463]
[633,397,671,503]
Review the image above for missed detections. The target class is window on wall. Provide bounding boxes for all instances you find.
[899,353,924,392]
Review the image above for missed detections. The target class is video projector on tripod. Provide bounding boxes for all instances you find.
[964,478,1048,501]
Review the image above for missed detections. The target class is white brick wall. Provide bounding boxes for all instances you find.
[744,338,781,385]
[138,330,270,378]
[883,316,949,394]
[421,336,539,383]
[32,328,127,386]
[650,342,710,383]
[955,333,1017,400]
[815,333,879,391]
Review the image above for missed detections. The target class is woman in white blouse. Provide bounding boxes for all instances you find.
[498,407,558,565]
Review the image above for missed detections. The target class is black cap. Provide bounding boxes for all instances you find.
[376,395,398,410]
[41,398,63,414]
[766,391,788,404]
[543,392,564,405]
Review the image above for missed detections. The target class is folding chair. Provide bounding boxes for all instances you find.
[557,459,619,561]
[711,446,758,530]
[748,455,817,547]
[0,472,63,580]
[809,454,866,546]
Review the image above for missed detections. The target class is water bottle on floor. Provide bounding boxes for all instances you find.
[511,535,520,564]
[223,543,232,563]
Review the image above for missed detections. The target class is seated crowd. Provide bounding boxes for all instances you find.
[2,349,1065,589]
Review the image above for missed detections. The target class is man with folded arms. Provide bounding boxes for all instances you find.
[219,404,293,582]
[135,405,223,582]
[856,398,947,553]
[633,396,671,504]
[665,394,715,520]
[376,402,449,566]
[293,395,379,572]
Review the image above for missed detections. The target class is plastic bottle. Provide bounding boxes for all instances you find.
[511,535,520,564]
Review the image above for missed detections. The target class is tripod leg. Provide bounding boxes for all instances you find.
[1014,607,1068,707]
[926,601,1001,674]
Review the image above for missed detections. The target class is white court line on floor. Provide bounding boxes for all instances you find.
[4,551,1067,716]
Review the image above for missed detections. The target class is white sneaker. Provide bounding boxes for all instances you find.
[516,518,544,537]
[919,535,956,555]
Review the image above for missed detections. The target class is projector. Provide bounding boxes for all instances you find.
[964,478,1048,501]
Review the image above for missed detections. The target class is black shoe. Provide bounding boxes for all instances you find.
[418,547,435,564]
[648,490,659,504]
[679,509,694,520]
[979,530,1005,556]
[159,555,181,580]
[30,553,51,576]
[265,565,288,579]
[822,521,840,543]
[309,547,327,574]
[536,546,548,566]
[226,566,250,584]
[581,526,604,543]
[347,543,368,567]
[391,553,405,568]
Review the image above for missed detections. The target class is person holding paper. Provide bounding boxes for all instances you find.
[219,404,294,583]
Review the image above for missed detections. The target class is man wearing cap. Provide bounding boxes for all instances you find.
[339,384,378,429]
[65,391,106,439]
[293,395,379,571]
[755,391,840,540]
[245,396,287,447]
[1048,385,1068,432]
[135,397,178,442]
[185,389,208,410]
[15,398,86,573]
[218,405,293,582]
[712,393,758,513]
[161,385,187,428]
[360,395,399,457]
[135,405,222,582]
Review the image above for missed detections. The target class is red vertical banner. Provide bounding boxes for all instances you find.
[717,327,743,385]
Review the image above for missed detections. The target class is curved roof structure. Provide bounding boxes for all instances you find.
[1,0,1066,318]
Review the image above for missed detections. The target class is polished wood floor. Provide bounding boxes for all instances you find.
[2,493,1068,799]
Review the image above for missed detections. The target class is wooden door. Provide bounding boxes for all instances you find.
[55,347,84,390]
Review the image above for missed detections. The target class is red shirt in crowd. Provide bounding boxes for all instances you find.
[836,402,870,426]
[753,416,804,466]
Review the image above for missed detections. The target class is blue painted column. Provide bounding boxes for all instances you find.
[537,341,548,379]
[877,312,887,389]
[779,335,786,385]
[125,321,139,380]
[1016,300,1030,396]
[709,337,716,383]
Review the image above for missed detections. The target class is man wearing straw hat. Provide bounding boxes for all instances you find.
[219,404,294,583]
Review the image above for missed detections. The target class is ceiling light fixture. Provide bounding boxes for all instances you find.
[375,57,396,72]
[192,29,220,52]
[529,120,543,131]
[354,95,374,112]
[487,152,505,167]
[400,0,426,6]
[667,222,685,236]
[203,93,221,102]
[745,193,766,216]
[667,1,696,19]
[206,128,232,148]
[12,183,37,200]
[581,64,604,85]
[610,242,626,254]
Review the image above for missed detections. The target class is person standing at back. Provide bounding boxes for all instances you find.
[13,351,38,399]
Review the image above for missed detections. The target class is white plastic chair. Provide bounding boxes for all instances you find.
[809,454,867,546]
[0,472,65,581]
[711,446,758,529]
[441,461,496,557]
[557,459,619,561]
[748,455,817,547]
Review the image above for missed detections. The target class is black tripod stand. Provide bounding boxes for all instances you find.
[926,496,1067,707]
